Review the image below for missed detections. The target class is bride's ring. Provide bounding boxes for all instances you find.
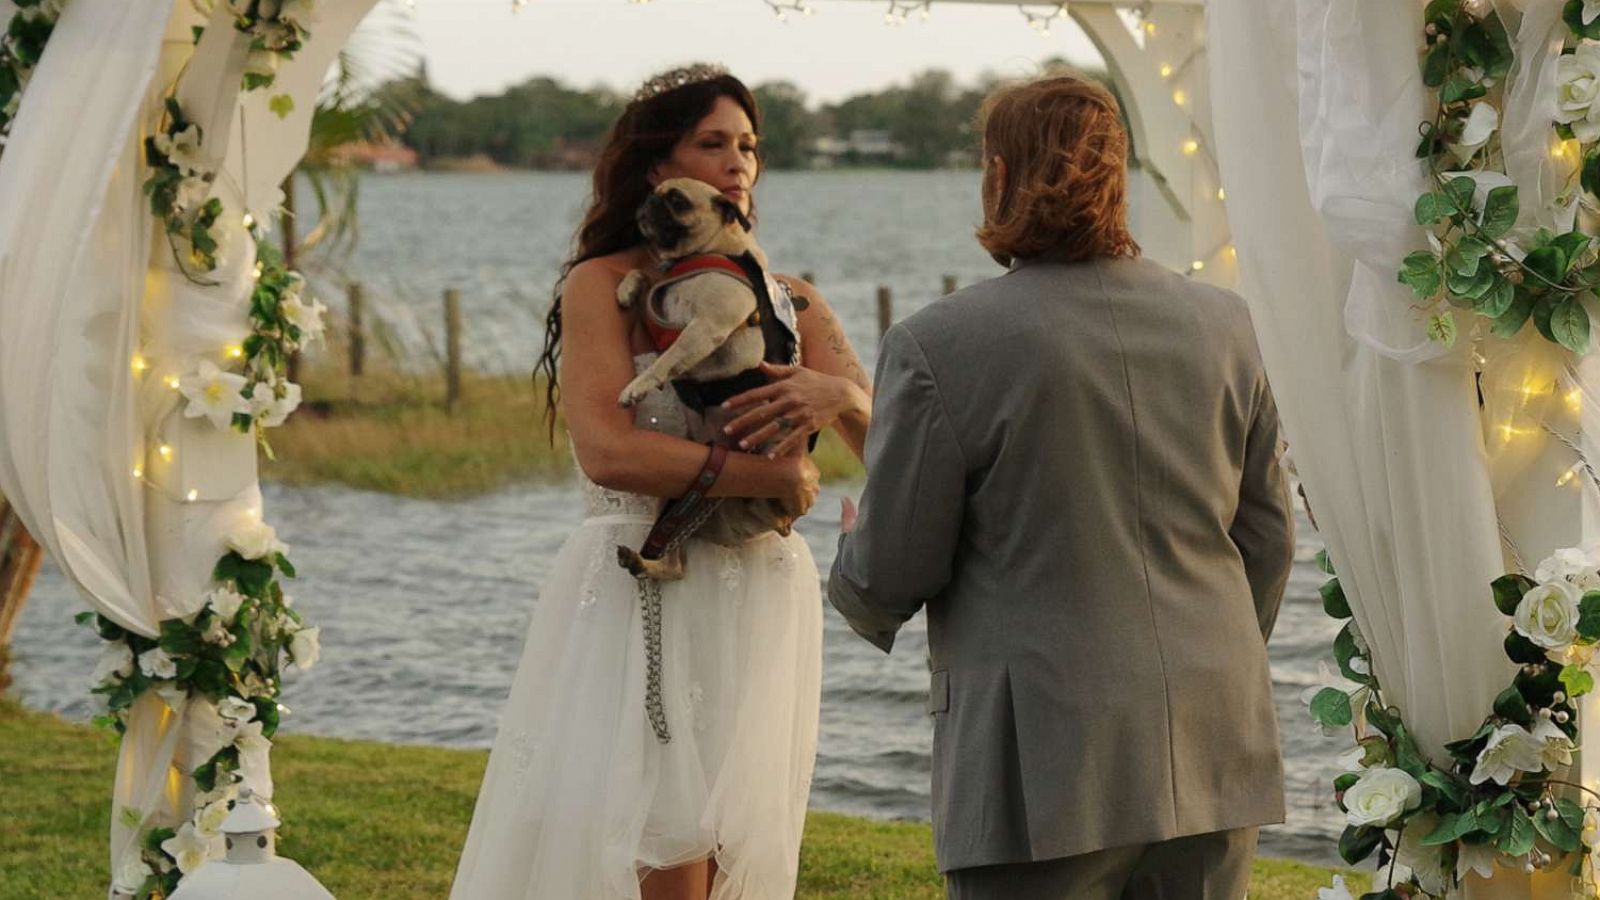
[776,415,795,431]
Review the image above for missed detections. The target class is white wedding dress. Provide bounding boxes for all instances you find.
[449,351,823,900]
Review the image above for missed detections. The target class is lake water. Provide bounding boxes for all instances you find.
[8,171,1352,867]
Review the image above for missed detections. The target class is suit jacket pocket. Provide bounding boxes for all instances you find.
[928,669,950,715]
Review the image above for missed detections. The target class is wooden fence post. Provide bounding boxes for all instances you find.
[876,286,893,339]
[943,275,958,295]
[348,281,366,379]
[445,289,463,413]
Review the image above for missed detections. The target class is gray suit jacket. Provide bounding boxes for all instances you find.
[828,254,1293,872]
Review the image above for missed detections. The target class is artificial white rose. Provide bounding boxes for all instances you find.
[261,382,303,429]
[1453,101,1499,165]
[281,292,327,346]
[92,643,136,685]
[1533,545,1600,591]
[1316,874,1355,900]
[1532,716,1575,769]
[153,124,207,177]
[1342,767,1422,827]
[1394,816,1451,895]
[1471,723,1546,785]
[218,696,257,723]
[227,517,287,561]
[289,625,321,669]
[112,856,154,893]
[160,822,223,875]
[196,799,231,836]
[138,647,178,680]
[208,586,248,622]
[179,360,252,431]
[1558,42,1600,143]
[173,176,212,215]
[1515,580,1583,650]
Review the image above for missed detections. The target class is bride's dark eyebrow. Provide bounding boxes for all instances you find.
[694,129,759,143]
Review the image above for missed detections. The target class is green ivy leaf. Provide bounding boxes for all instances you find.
[1334,772,1361,795]
[1422,808,1478,845]
[1584,149,1600,199]
[1311,687,1354,729]
[268,94,295,119]
[1419,768,1468,809]
[1447,264,1495,301]
[1567,0,1600,39]
[1444,175,1478,214]
[1524,246,1569,286]
[1492,574,1534,616]
[1428,312,1459,348]
[1490,288,1536,339]
[1531,798,1583,853]
[1493,685,1533,726]
[1338,824,1383,865]
[1554,231,1593,266]
[1449,236,1492,278]
[1475,276,1515,319]
[1320,578,1352,619]
[1400,251,1444,300]
[1560,664,1595,698]
[1578,591,1600,641]
[1534,294,1561,343]
[1441,73,1488,105]
[1498,806,1538,857]
[1422,43,1453,88]
[1416,192,1455,226]
[158,620,201,657]
[275,553,297,578]
[1550,296,1592,354]
[1334,622,1368,683]
[1504,630,1550,665]
[1481,185,1520,239]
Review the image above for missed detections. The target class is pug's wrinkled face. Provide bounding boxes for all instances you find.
[637,177,749,257]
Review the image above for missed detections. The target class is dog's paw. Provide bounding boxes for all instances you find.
[616,270,647,309]
[617,378,654,408]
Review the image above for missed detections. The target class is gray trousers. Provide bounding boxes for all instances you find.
[945,827,1258,900]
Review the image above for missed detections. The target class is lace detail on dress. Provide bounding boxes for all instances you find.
[577,352,689,518]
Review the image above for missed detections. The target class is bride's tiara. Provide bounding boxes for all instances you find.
[633,63,730,104]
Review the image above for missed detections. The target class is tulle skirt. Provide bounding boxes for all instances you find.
[449,513,823,900]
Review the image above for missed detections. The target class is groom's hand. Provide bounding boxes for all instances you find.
[840,497,858,534]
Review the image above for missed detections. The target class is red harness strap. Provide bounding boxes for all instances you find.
[644,255,753,353]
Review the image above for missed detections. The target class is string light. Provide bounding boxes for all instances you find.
[763,0,815,17]
[884,0,931,24]
[1558,463,1584,487]
[1191,260,1205,272]
[1018,2,1069,34]
[131,355,148,375]
[226,345,244,360]
[1182,139,1199,156]
[1217,188,1226,201]
[158,444,174,461]
[1567,388,1585,413]
[1159,63,1173,79]
[164,375,181,390]
[186,489,199,503]
[132,465,143,479]
[241,213,255,230]
[252,262,264,282]
[1519,379,1552,399]
[1173,89,1188,107]
[1142,19,1156,36]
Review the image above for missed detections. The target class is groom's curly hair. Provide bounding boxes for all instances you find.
[975,72,1140,267]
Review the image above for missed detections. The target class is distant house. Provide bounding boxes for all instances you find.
[809,129,906,167]
[326,140,419,173]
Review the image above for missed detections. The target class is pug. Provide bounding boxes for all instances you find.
[613,177,797,581]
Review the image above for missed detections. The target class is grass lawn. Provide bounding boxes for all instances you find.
[1,699,1368,899]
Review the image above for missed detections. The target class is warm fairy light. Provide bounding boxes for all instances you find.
[186,489,199,502]
[131,355,148,374]
[1568,388,1585,412]
[242,213,255,229]
[1159,63,1174,79]
[164,375,181,390]
[1173,89,1188,106]
[1191,260,1206,272]
[1498,423,1535,442]
[1519,379,1552,398]
[1227,245,1238,261]
[158,444,174,461]
[1143,20,1156,35]
[1558,464,1584,487]
[1182,139,1199,156]
[226,345,244,359]
[132,465,143,479]
[1217,188,1226,201]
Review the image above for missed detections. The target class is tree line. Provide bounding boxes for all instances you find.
[382,65,1102,171]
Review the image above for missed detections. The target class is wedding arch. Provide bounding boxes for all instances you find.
[5,0,1591,898]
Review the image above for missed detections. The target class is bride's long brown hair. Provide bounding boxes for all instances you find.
[534,71,763,439]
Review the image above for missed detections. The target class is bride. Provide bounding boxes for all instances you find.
[448,64,873,900]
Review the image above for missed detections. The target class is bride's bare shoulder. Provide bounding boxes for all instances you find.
[567,250,652,291]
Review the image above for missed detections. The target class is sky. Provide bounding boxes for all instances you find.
[392,0,1106,105]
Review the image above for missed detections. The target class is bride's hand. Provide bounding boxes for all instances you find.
[722,362,868,458]
[775,450,821,520]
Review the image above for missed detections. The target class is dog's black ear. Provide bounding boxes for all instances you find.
[713,195,752,231]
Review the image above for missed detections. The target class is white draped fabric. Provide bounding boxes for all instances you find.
[1210,0,1598,894]
[0,0,374,890]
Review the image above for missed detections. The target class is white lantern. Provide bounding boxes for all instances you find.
[167,788,335,900]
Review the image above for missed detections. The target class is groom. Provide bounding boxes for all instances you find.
[828,73,1295,899]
